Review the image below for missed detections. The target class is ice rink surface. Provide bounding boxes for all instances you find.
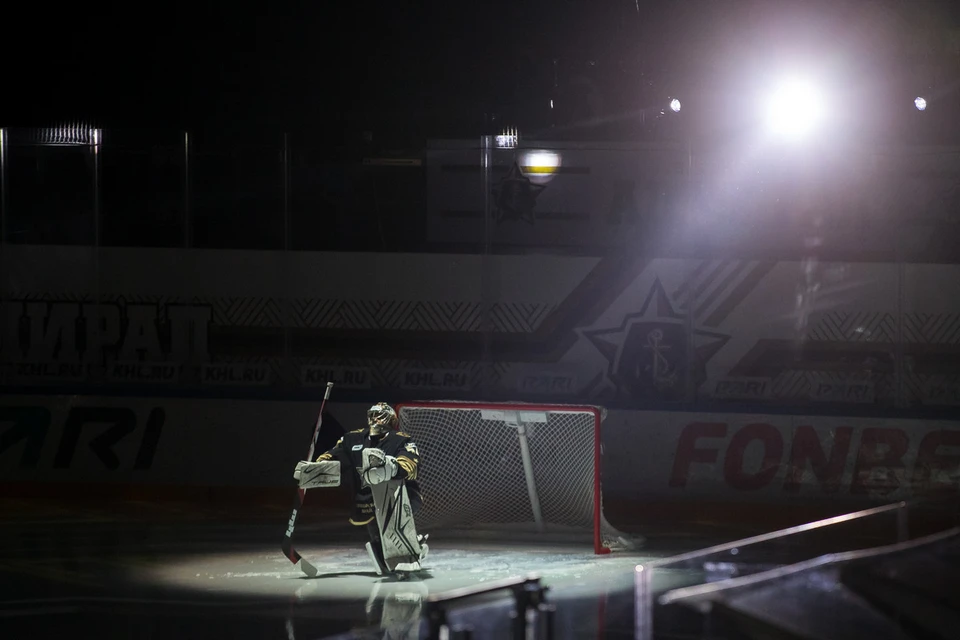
[0,499,688,639]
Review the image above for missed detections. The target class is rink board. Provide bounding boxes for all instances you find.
[1,396,957,530]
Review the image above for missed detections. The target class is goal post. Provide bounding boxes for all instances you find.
[395,400,624,554]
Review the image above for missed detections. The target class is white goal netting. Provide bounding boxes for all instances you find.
[396,401,627,553]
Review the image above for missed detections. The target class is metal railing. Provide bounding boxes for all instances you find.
[634,501,917,640]
[423,574,555,640]
[657,525,960,609]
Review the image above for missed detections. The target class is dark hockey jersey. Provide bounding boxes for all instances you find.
[316,428,421,525]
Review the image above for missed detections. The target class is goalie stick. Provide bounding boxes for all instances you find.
[281,380,334,576]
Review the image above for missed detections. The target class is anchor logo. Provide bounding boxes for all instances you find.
[644,328,678,390]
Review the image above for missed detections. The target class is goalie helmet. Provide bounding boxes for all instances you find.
[367,402,398,435]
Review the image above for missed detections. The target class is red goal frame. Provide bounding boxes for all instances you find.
[395,400,610,554]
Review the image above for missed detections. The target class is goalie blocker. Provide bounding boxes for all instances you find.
[294,460,341,488]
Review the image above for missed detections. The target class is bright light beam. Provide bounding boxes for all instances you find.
[763,78,825,141]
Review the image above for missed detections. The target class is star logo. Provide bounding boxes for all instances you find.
[582,278,729,400]
[492,162,545,224]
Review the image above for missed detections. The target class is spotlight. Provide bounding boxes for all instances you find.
[669,98,681,113]
[518,150,562,184]
[763,78,825,141]
[915,96,927,111]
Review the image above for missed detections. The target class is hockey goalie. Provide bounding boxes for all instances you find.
[293,402,428,577]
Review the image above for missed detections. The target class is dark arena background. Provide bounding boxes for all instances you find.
[2,1,960,638]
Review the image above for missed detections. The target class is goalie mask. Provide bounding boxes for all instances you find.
[367,402,398,435]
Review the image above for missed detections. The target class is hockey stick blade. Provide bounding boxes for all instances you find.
[299,558,318,578]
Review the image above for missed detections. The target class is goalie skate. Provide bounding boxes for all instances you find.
[370,478,426,574]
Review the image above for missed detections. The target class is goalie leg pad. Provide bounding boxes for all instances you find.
[294,460,341,488]
[371,479,424,573]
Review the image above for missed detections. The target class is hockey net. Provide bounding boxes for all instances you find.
[395,400,630,554]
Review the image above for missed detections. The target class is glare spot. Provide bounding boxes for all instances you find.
[764,78,825,140]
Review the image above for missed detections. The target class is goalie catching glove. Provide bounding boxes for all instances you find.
[293,459,341,488]
[361,447,398,486]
